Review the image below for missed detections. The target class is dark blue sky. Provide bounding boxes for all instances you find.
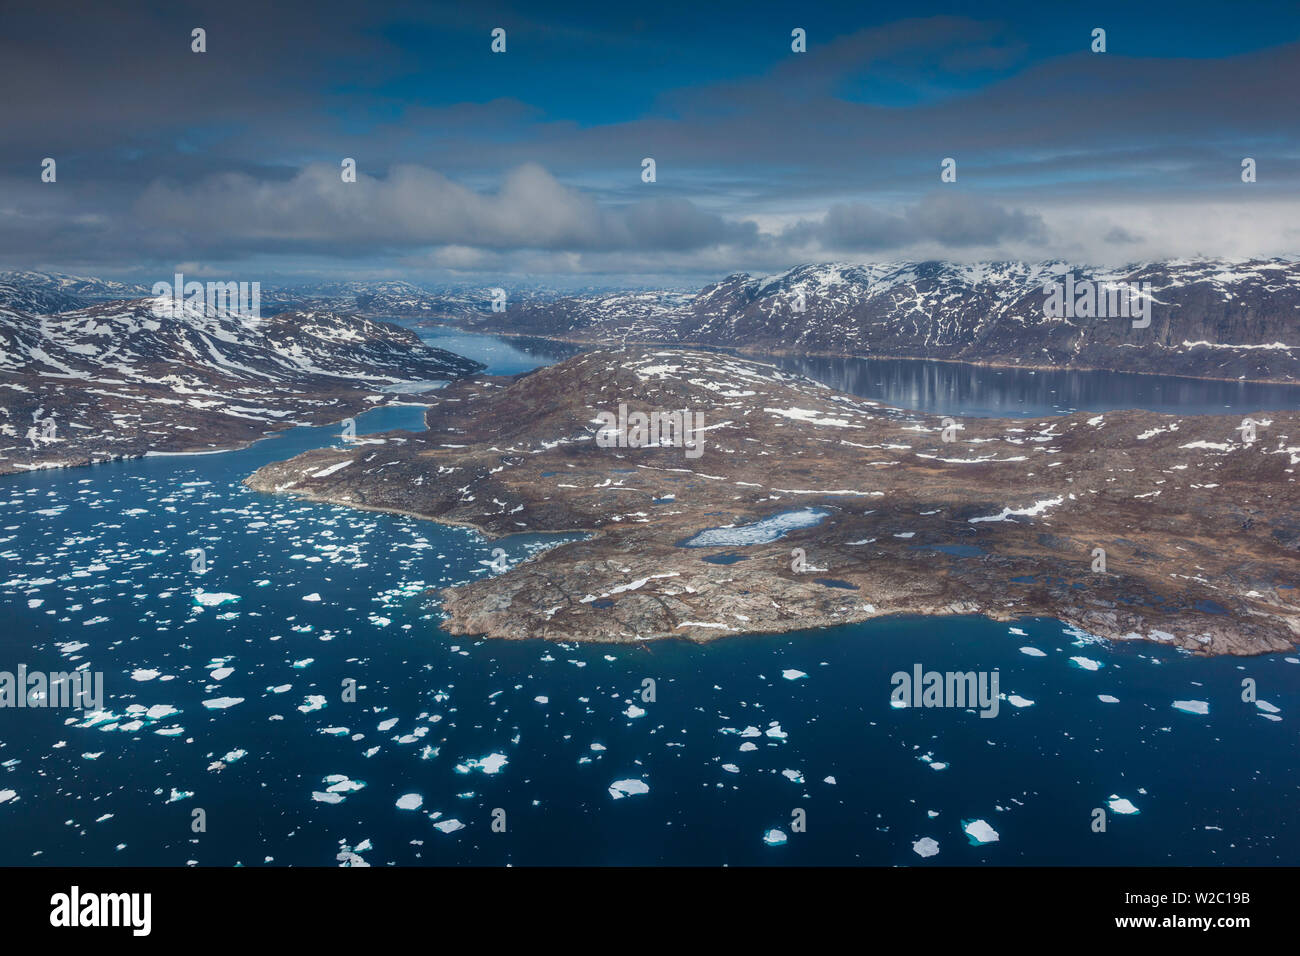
[1,0,1297,284]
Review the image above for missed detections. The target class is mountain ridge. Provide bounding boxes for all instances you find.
[455,257,1300,384]
[0,297,483,474]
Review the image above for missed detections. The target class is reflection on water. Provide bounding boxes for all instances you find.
[759,353,1300,418]
[410,326,584,376]
[404,324,1300,419]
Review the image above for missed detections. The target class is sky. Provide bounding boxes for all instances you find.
[1,0,1297,287]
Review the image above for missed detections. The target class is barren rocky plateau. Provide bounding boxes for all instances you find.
[244,347,1300,656]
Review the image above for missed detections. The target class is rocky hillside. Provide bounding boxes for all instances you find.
[245,347,1300,657]
[0,297,483,474]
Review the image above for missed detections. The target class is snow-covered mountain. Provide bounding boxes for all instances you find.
[0,297,483,473]
[0,297,481,387]
[260,280,487,318]
[0,271,150,313]
[0,274,568,320]
[263,280,575,319]
[460,258,1300,382]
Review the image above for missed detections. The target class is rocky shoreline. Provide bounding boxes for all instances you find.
[244,347,1300,657]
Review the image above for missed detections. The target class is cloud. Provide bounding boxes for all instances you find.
[1,3,1297,279]
[133,162,755,255]
[782,193,1046,250]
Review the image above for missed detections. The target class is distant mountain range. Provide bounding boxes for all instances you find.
[0,297,482,474]
[1,259,1298,383]
[0,273,572,320]
[0,271,152,313]
[457,259,1300,383]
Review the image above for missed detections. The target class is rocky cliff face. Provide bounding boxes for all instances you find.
[460,259,1300,382]
[244,347,1300,656]
[0,297,483,474]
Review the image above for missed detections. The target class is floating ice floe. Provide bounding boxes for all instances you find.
[1098,695,1120,704]
[912,837,940,858]
[1107,795,1140,815]
[202,697,244,710]
[313,775,365,803]
[1171,700,1210,716]
[782,669,808,681]
[608,779,650,799]
[455,753,508,775]
[192,590,240,608]
[763,829,788,846]
[1019,647,1046,657]
[1069,656,1103,671]
[396,794,424,811]
[1004,694,1035,708]
[961,819,1000,845]
[433,819,465,833]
